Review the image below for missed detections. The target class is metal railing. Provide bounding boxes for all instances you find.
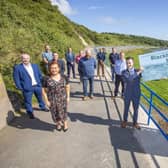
[140,82,168,140]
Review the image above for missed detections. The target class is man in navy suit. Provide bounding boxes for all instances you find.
[121,57,143,129]
[65,47,76,78]
[13,53,48,119]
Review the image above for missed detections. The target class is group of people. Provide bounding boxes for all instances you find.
[13,45,143,132]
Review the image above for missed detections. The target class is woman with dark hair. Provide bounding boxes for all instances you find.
[42,62,70,131]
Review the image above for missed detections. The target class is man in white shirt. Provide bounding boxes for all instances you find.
[13,53,49,119]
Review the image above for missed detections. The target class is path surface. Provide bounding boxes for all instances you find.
[0,68,168,168]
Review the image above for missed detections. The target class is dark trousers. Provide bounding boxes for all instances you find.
[123,96,140,124]
[82,77,94,96]
[97,61,105,76]
[114,74,124,96]
[67,62,75,78]
[110,64,115,81]
[22,86,45,114]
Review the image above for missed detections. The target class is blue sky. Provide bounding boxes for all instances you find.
[50,0,168,40]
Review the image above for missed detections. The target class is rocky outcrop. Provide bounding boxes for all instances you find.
[0,74,15,130]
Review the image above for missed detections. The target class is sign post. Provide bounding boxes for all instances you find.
[139,50,168,81]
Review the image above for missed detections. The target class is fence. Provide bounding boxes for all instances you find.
[140,82,168,140]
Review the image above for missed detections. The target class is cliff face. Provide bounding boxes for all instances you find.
[0,74,14,130]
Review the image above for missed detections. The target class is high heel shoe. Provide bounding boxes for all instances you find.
[56,125,62,131]
[63,127,68,132]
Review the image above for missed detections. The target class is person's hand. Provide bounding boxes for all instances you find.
[137,67,144,75]
[67,97,70,103]
[46,100,51,108]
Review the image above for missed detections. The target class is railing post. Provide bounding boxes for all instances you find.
[148,93,153,125]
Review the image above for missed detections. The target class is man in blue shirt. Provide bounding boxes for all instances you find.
[121,57,143,129]
[42,45,53,72]
[65,47,76,78]
[78,49,96,100]
[114,52,126,97]
[109,48,119,81]
[96,48,106,77]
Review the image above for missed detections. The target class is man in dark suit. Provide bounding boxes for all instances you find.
[65,47,76,78]
[13,53,48,119]
[121,57,143,129]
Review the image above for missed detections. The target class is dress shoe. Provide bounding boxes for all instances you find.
[89,95,94,99]
[28,113,35,119]
[82,96,88,101]
[121,121,127,128]
[41,108,50,112]
[133,123,141,130]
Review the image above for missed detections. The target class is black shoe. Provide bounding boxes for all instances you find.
[28,113,35,119]
[56,125,62,131]
[63,128,68,132]
[41,108,49,112]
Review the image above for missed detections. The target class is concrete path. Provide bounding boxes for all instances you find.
[0,69,168,168]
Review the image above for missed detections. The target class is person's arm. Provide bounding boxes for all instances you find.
[42,88,50,108]
[94,58,96,69]
[42,76,50,107]
[62,60,65,74]
[13,66,23,90]
[64,75,70,102]
[66,84,70,102]
[43,57,48,64]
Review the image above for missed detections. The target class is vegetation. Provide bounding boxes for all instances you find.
[0,0,168,95]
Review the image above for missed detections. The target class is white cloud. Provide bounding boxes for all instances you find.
[88,6,104,10]
[100,16,128,25]
[50,0,76,15]
[100,16,117,25]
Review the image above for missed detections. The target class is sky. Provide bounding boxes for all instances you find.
[50,0,168,40]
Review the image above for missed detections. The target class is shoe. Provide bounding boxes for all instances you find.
[89,95,94,99]
[28,113,35,119]
[41,108,49,112]
[121,121,127,128]
[133,123,141,130]
[56,125,62,131]
[82,96,88,101]
[63,127,68,132]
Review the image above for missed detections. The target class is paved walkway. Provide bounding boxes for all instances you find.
[0,68,168,168]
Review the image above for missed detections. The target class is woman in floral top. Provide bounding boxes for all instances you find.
[42,62,70,132]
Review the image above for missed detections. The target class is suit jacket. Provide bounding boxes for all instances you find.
[65,52,75,63]
[122,69,141,99]
[13,63,42,91]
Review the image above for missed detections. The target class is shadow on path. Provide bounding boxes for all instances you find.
[69,112,168,157]
[9,115,55,132]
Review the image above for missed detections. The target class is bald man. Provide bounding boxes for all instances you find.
[13,53,49,119]
[78,49,96,100]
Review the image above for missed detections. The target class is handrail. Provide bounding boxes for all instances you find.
[140,82,168,141]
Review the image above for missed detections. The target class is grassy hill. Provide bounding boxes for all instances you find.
[1,0,168,91]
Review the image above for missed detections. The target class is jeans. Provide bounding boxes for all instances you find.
[82,77,94,96]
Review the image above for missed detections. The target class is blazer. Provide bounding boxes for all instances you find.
[13,63,42,91]
[65,52,75,63]
[122,68,141,99]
